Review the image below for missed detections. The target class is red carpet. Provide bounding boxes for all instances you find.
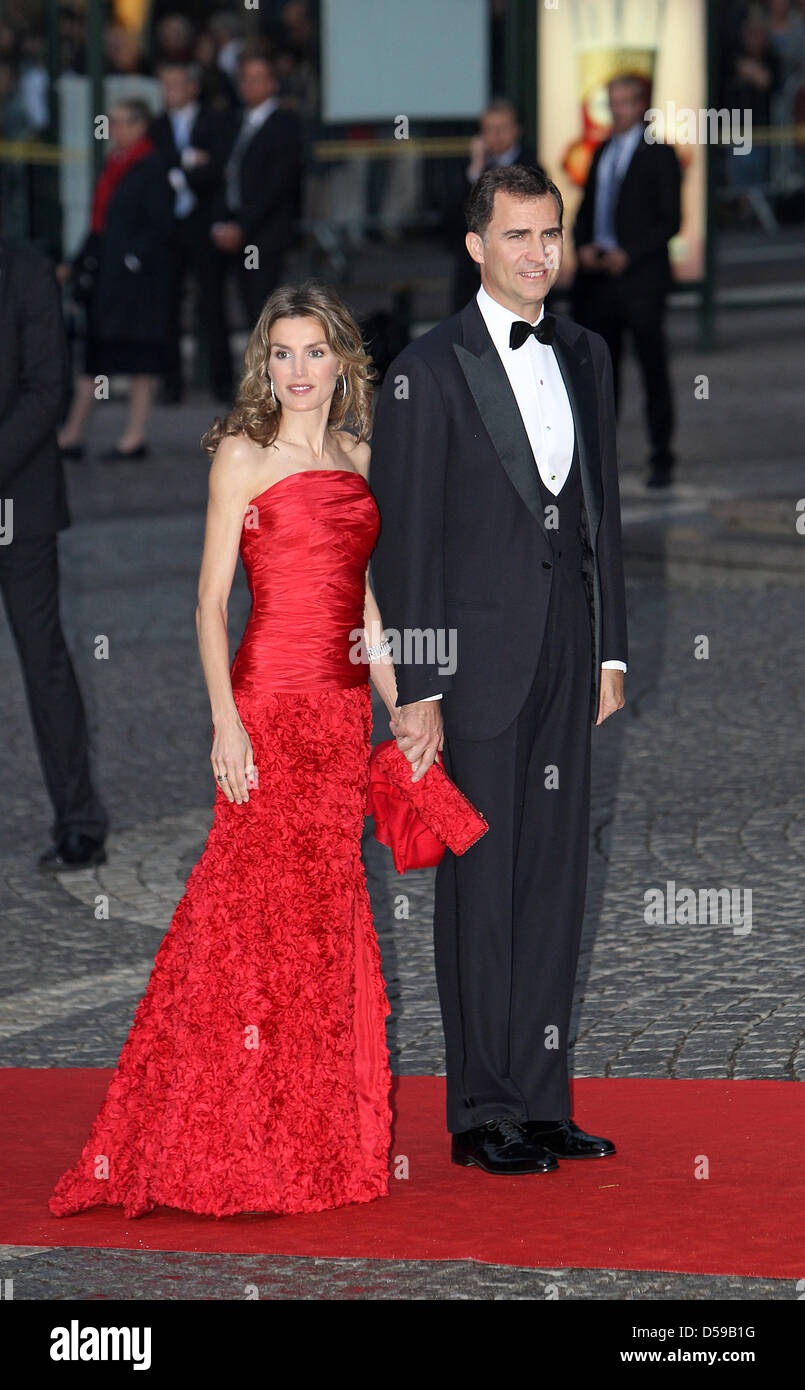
[1,1070,800,1277]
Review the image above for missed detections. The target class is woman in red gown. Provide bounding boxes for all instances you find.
[49,282,399,1219]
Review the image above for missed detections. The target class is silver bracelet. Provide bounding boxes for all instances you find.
[366,637,391,660]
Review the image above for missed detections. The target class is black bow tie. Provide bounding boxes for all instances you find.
[509,313,555,350]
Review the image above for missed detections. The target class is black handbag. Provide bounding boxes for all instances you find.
[70,231,102,306]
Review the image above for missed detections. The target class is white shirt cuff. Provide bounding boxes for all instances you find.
[420,693,443,701]
[601,660,627,672]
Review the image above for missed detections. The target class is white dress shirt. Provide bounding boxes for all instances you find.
[420,284,626,697]
[167,102,199,219]
[476,282,576,496]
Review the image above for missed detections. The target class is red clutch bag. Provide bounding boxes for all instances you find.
[367,738,489,874]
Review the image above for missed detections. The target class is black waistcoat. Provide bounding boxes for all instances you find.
[534,435,586,567]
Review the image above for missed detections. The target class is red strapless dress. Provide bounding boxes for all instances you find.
[49,469,392,1219]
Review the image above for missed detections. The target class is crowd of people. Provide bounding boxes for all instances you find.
[719,0,805,192]
[0,0,800,463]
[56,43,304,456]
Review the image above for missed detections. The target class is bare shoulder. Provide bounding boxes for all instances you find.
[208,433,274,506]
[333,429,370,479]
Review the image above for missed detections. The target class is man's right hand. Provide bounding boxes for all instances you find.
[577,244,603,271]
[391,700,444,783]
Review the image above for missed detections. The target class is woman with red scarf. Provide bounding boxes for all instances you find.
[59,99,173,460]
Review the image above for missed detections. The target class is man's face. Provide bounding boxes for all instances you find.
[481,108,520,158]
[465,190,563,320]
[238,59,276,109]
[608,81,645,134]
[160,67,197,111]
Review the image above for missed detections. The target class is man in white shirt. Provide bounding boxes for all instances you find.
[370,164,628,1177]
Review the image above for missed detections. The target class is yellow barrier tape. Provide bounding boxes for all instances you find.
[3,125,805,169]
[0,141,86,165]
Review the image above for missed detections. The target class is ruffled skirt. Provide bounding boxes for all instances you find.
[49,684,392,1219]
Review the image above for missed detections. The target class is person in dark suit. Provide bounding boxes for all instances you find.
[445,99,537,313]
[572,75,681,487]
[211,48,302,326]
[58,98,174,459]
[370,165,627,1176]
[151,61,234,401]
[0,239,108,869]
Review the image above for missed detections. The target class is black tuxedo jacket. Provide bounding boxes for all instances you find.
[150,107,230,227]
[369,297,628,741]
[220,106,303,254]
[0,240,70,540]
[573,136,681,293]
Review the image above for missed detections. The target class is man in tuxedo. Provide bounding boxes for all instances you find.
[151,61,234,401]
[0,240,108,869]
[573,75,681,487]
[211,48,302,325]
[447,99,536,312]
[370,165,627,1175]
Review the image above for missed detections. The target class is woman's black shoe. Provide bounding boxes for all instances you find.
[60,443,85,459]
[100,443,148,461]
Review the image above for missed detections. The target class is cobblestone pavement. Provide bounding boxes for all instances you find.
[1,303,803,1299]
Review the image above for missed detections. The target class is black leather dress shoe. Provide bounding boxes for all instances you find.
[59,443,85,459]
[522,1118,615,1158]
[451,1118,559,1174]
[39,831,107,872]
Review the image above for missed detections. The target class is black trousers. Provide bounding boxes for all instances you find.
[434,554,593,1133]
[237,249,284,328]
[164,216,234,396]
[574,273,674,471]
[0,534,108,843]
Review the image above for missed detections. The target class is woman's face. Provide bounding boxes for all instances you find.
[267,315,342,413]
[109,107,146,152]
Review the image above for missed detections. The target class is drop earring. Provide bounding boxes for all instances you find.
[269,377,277,406]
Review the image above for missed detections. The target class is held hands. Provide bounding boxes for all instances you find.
[391,700,444,783]
[600,248,630,276]
[211,714,257,804]
[577,244,630,276]
[577,243,603,271]
[596,668,625,726]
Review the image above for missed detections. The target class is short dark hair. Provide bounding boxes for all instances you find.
[483,97,520,124]
[115,97,152,129]
[237,42,275,73]
[157,59,202,85]
[464,164,563,238]
[607,73,651,107]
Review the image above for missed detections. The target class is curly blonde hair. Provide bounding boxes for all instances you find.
[201,280,376,458]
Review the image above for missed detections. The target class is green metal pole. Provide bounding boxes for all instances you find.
[87,0,105,184]
[44,0,61,256]
[504,0,538,155]
[520,0,538,158]
[699,0,718,351]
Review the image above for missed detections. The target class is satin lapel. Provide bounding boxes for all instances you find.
[453,336,546,534]
[550,325,603,540]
